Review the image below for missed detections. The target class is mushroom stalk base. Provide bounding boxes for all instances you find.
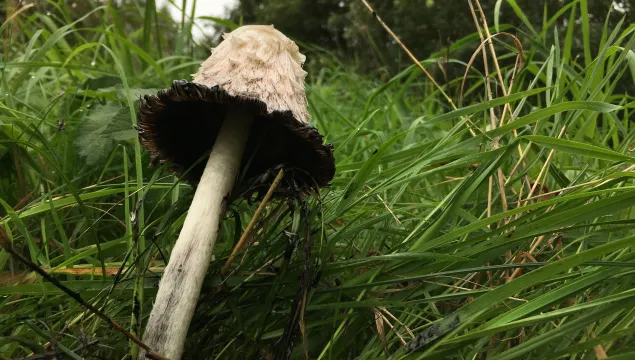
[139,109,253,360]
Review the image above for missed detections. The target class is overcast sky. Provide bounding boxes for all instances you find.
[155,0,238,38]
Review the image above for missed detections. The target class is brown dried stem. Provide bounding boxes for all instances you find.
[360,0,492,139]
[223,167,286,274]
[0,228,167,360]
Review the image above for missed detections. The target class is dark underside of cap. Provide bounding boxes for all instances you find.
[137,80,335,198]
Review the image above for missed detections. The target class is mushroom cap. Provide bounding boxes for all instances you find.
[138,25,335,198]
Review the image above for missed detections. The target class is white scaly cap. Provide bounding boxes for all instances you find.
[193,25,310,123]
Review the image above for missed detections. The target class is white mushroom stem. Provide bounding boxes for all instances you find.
[139,108,252,360]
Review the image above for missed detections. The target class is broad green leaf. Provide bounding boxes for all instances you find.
[74,102,137,165]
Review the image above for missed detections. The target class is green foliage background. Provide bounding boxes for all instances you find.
[1,0,635,359]
[224,1,632,70]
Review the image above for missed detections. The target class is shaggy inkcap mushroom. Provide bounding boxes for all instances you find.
[138,25,335,197]
[137,25,335,360]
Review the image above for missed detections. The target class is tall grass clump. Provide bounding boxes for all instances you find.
[1,0,635,359]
